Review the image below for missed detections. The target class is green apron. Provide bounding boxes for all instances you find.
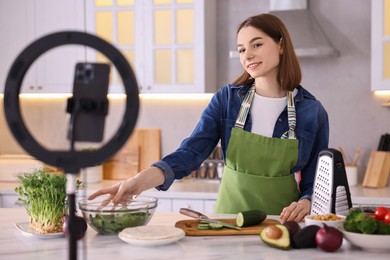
[215,86,300,215]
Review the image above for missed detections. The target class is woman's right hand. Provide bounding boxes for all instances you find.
[87,166,165,205]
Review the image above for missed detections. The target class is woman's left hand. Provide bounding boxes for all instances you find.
[280,199,311,222]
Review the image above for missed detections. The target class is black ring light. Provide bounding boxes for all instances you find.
[3,31,139,173]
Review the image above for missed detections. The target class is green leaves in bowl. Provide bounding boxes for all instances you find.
[89,211,150,234]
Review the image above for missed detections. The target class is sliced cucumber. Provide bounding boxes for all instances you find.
[209,223,224,230]
[197,223,210,230]
[236,210,267,227]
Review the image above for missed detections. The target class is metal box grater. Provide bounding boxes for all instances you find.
[310,148,353,216]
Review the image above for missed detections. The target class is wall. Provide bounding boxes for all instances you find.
[0,0,389,184]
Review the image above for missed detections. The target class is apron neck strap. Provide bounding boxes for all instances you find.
[281,91,297,139]
[234,85,255,129]
[235,85,297,139]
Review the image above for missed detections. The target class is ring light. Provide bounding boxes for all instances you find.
[3,31,139,173]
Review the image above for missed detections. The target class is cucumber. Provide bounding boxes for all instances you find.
[197,223,210,230]
[209,223,224,230]
[236,210,267,227]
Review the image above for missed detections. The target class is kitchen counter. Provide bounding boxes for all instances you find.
[1,178,389,206]
[0,208,389,260]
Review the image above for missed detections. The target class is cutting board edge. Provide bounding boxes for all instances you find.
[175,218,280,236]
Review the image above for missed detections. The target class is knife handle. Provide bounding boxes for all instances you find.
[179,208,204,219]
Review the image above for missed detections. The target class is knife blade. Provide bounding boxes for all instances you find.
[179,208,241,230]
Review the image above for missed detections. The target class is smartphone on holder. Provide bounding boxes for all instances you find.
[69,62,110,142]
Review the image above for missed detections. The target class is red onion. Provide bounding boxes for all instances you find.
[63,215,87,240]
[315,223,343,252]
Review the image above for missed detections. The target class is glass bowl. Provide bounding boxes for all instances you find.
[78,195,158,235]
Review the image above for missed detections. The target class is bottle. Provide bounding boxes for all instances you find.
[217,162,224,179]
[198,162,207,179]
[208,162,216,179]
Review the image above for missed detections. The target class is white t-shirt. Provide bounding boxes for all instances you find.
[250,89,298,137]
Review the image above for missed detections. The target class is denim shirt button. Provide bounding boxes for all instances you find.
[278,118,282,122]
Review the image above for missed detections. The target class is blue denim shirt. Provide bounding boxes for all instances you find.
[152,84,329,200]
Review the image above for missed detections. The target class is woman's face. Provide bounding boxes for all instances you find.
[237,26,282,80]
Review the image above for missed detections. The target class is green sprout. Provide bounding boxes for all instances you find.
[15,168,81,233]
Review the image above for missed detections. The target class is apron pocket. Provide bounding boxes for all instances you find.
[215,165,299,215]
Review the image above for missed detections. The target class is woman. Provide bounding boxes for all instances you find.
[88,14,329,222]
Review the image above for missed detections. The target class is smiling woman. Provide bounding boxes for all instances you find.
[88,13,329,223]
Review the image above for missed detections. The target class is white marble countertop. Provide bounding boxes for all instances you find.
[0,208,389,260]
[1,178,389,206]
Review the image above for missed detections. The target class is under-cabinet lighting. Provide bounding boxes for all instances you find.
[17,93,72,99]
[139,93,214,100]
[373,90,390,96]
[0,93,214,101]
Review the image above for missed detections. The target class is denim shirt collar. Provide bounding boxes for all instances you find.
[232,84,316,104]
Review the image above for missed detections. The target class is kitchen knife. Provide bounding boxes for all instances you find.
[179,208,241,230]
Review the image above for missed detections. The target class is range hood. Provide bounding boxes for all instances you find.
[269,0,339,58]
[229,0,339,58]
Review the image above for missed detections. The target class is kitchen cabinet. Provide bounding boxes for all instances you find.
[85,0,217,93]
[171,198,204,212]
[371,0,390,91]
[154,198,172,212]
[0,0,85,93]
[204,200,216,213]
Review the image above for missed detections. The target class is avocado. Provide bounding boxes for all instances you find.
[293,225,320,249]
[283,221,301,248]
[260,224,290,250]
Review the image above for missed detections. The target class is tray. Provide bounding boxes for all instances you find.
[175,218,280,236]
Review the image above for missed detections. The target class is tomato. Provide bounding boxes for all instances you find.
[385,212,390,224]
[375,206,389,221]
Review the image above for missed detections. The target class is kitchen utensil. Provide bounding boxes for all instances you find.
[79,195,158,235]
[363,151,390,188]
[179,208,241,230]
[351,146,363,166]
[175,218,279,236]
[310,148,353,216]
[378,133,390,151]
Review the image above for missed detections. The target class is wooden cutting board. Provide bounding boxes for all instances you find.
[103,128,161,179]
[175,218,280,236]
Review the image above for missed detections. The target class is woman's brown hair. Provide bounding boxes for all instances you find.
[232,14,301,91]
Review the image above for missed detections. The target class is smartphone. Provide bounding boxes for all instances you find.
[69,62,110,142]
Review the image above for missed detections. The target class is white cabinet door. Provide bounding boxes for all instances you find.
[85,0,216,93]
[371,0,390,91]
[171,199,203,213]
[203,200,216,213]
[155,198,172,212]
[0,0,35,93]
[0,0,85,93]
[33,0,86,93]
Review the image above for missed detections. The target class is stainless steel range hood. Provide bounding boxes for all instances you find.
[269,0,339,58]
